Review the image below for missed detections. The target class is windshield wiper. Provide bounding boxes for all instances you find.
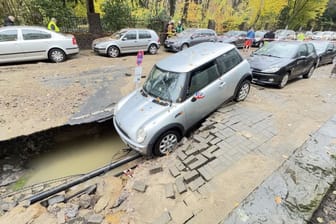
[256,53,281,58]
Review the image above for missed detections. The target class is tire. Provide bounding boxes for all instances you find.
[153,130,181,156]
[235,79,251,102]
[48,48,66,63]
[278,73,289,89]
[181,43,189,51]
[303,66,314,79]
[316,57,320,67]
[259,41,264,48]
[107,46,120,58]
[148,44,158,55]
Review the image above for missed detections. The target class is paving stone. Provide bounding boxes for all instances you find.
[214,123,226,130]
[48,195,65,206]
[198,183,215,195]
[149,165,163,175]
[217,140,231,149]
[202,149,216,160]
[198,165,216,181]
[188,154,209,170]
[183,170,199,183]
[193,135,207,143]
[175,176,187,194]
[185,147,199,156]
[180,143,192,152]
[175,160,187,171]
[87,214,103,224]
[199,130,210,138]
[177,151,187,161]
[152,211,171,224]
[165,183,175,199]
[205,135,215,142]
[170,202,194,224]
[169,166,180,177]
[132,180,147,193]
[210,137,222,145]
[183,155,197,165]
[188,177,206,191]
[195,142,209,152]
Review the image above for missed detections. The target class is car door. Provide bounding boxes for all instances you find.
[190,31,204,46]
[0,29,23,63]
[182,61,222,128]
[324,43,336,64]
[137,30,152,51]
[119,30,138,53]
[19,28,52,60]
[294,44,309,77]
[215,49,245,98]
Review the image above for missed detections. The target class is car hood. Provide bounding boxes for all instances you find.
[115,90,171,138]
[248,55,292,71]
[166,36,187,42]
[218,36,237,42]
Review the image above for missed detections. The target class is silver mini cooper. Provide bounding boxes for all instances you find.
[113,42,252,156]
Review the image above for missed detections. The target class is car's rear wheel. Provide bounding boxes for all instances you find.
[279,73,289,88]
[49,48,66,63]
[107,46,120,58]
[148,44,158,55]
[153,130,181,156]
[235,79,250,102]
[181,43,189,51]
[303,66,314,79]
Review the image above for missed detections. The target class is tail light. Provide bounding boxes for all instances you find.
[72,37,77,45]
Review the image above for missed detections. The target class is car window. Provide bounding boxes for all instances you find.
[216,49,242,74]
[22,29,51,40]
[0,30,17,42]
[307,43,315,55]
[139,31,151,39]
[124,31,137,40]
[297,44,308,57]
[188,62,219,96]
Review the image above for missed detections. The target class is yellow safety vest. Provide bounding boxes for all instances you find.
[48,21,60,32]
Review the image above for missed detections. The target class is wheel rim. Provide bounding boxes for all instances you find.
[149,45,157,54]
[280,74,289,88]
[158,133,178,154]
[51,50,64,62]
[238,83,250,101]
[108,47,119,57]
[182,44,188,50]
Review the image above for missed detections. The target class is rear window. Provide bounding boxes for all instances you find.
[139,31,151,39]
[216,49,242,74]
[22,29,51,40]
[0,30,17,42]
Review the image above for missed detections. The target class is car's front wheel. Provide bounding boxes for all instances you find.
[153,130,181,156]
[181,43,189,51]
[235,79,251,102]
[278,73,289,88]
[303,66,314,79]
[107,46,120,58]
[148,44,158,55]
[49,48,66,63]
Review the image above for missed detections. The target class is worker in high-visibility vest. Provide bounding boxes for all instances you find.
[47,18,60,32]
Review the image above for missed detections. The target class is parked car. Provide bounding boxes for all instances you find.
[92,28,160,57]
[275,29,296,40]
[114,42,252,156]
[248,41,317,88]
[217,30,247,48]
[0,26,79,64]
[309,40,336,67]
[164,28,217,52]
[312,31,324,40]
[252,30,266,47]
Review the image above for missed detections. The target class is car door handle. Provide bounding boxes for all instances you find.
[219,81,226,87]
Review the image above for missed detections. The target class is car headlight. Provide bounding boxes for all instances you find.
[136,128,146,143]
[262,67,280,73]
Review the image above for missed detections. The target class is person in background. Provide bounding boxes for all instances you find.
[244,27,255,52]
[297,32,305,41]
[4,16,15,26]
[176,21,184,33]
[167,20,176,38]
[47,18,60,32]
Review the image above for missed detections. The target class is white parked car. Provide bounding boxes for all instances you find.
[0,26,79,64]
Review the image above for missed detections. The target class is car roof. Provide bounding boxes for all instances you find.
[118,28,156,32]
[156,42,236,73]
[0,26,49,30]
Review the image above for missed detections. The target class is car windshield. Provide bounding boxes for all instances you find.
[255,31,265,37]
[311,42,328,53]
[111,30,127,39]
[254,42,298,58]
[143,66,186,103]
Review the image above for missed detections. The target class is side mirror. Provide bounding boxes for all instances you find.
[190,35,195,40]
[191,97,197,102]
[122,37,127,41]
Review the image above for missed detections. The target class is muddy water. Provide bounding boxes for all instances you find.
[24,128,126,186]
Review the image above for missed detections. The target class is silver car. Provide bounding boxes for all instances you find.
[0,26,79,64]
[114,42,252,156]
[164,28,217,52]
[92,28,160,57]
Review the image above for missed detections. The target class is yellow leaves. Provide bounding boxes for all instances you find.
[274,196,282,204]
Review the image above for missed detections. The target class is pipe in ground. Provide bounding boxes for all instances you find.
[27,152,142,205]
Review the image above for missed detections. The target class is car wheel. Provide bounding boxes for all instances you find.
[235,79,251,102]
[259,41,264,48]
[279,73,289,88]
[148,44,158,55]
[303,66,314,79]
[153,130,181,156]
[48,48,66,63]
[181,43,189,51]
[107,46,120,58]
[316,57,320,67]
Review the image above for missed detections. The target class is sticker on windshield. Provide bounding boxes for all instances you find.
[194,91,205,99]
